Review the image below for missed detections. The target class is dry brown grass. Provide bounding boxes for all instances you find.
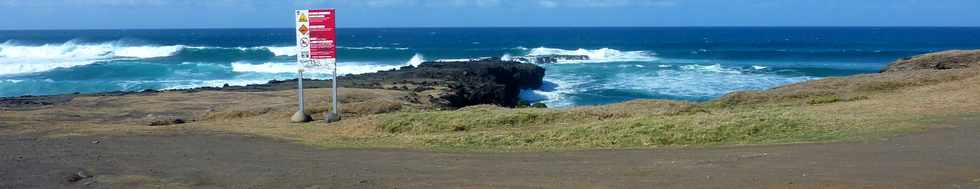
[566,100,706,119]
[5,67,980,151]
[0,88,415,141]
[711,68,980,107]
[884,50,980,72]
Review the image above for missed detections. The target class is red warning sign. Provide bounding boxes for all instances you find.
[296,9,336,70]
[307,9,335,60]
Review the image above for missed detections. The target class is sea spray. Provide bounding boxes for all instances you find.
[501,53,513,61]
[264,46,296,56]
[525,47,658,63]
[407,53,425,67]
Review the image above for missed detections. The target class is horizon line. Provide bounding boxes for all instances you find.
[3,26,980,31]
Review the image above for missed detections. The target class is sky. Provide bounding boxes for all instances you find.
[1,0,980,29]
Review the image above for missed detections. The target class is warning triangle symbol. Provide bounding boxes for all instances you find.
[299,13,308,22]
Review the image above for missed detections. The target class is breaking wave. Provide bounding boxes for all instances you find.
[406,53,425,67]
[0,40,305,75]
[0,40,185,75]
[524,47,658,63]
[0,40,181,60]
[0,39,425,76]
[522,63,819,107]
[231,52,430,76]
[338,46,409,50]
[263,46,296,56]
[679,64,743,74]
[231,61,405,75]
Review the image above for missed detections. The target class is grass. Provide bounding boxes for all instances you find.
[5,65,980,152]
[359,68,980,151]
[402,108,844,150]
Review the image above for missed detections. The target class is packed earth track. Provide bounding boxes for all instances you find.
[2,117,978,189]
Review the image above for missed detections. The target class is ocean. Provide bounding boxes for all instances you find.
[2,27,980,107]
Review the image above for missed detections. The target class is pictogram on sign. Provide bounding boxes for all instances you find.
[298,25,309,35]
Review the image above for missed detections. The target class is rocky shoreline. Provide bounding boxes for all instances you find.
[6,49,980,112]
[0,60,545,110]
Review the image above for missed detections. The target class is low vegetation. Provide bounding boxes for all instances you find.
[5,52,980,151]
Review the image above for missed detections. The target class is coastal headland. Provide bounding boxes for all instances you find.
[2,50,980,188]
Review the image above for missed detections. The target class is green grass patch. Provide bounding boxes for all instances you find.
[373,105,852,151]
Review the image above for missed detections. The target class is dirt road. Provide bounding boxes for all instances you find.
[2,118,979,189]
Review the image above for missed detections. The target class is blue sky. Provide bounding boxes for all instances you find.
[1,0,979,29]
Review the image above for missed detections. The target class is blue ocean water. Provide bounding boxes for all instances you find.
[2,27,980,107]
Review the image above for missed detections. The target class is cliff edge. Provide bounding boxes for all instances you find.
[882,50,980,72]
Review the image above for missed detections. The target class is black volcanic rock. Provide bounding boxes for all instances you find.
[404,60,546,108]
[1,60,546,109]
[322,60,545,108]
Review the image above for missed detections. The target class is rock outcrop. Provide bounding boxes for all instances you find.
[2,60,544,110]
[511,55,589,64]
[336,60,545,108]
[234,60,546,108]
[882,50,980,72]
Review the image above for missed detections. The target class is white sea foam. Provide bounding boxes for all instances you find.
[338,46,409,50]
[501,53,513,61]
[0,41,321,75]
[261,46,408,57]
[520,74,596,107]
[0,59,102,75]
[335,63,403,75]
[679,64,742,74]
[1,79,23,83]
[522,63,818,107]
[231,61,404,75]
[264,46,297,56]
[159,54,427,92]
[0,40,185,75]
[434,58,476,62]
[525,47,658,63]
[406,53,425,67]
[0,40,181,59]
[231,62,299,73]
[605,68,816,99]
[112,45,184,58]
[159,79,277,90]
[752,65,768,70]
[195,46,299,57]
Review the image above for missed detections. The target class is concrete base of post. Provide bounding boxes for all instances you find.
[290,111,313,123]
[324,112,341,123]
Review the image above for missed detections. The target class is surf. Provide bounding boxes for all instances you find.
[520,47,659,64]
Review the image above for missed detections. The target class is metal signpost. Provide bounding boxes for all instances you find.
[292,9,339,123]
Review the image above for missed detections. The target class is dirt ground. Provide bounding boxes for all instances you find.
[2,117,978,189]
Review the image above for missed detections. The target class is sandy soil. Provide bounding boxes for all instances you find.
[2,117,978,189]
